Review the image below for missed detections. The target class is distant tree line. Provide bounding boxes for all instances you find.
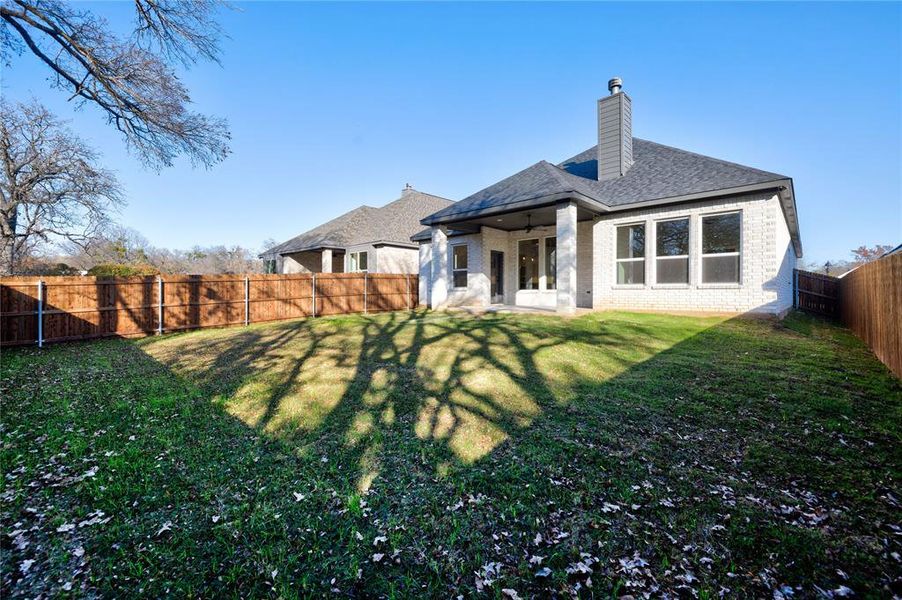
[18,225,267,276]
[801,245,896,276]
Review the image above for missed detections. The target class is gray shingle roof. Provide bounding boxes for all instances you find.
[422,138,789,223]
[262,189,453,257]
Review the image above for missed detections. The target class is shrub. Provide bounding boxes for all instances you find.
[87,263,160,277]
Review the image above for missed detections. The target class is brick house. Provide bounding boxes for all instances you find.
[261,186,453,275]
[414,78,802,315]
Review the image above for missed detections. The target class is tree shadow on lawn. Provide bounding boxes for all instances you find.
[137,309,901,595]
[3,310,900,597]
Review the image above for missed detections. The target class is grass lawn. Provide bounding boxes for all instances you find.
[2,309,900,597]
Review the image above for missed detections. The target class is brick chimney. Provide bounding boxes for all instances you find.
[597,77,633,181]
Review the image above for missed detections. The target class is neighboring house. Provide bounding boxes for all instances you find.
[261,186,453,275]
[414,78,802,315]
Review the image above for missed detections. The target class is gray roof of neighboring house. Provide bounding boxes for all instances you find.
[417,138,801,256]
[261,189,453,258]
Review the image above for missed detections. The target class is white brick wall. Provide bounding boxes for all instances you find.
[593,192,796,314]
[374,245,418,274]
[446,233,487,306]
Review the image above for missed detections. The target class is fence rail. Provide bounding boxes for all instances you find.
[0,273,418,347]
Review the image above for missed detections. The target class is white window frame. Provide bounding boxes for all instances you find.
[654,216,690,286]
[614,222,646,286]
[348,251,368,273]
[517,237,541,291]
[451,243,468,289]
[699,210,742,286]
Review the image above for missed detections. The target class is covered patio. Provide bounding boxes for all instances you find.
[419,196,599,313]
[278,246,346,274]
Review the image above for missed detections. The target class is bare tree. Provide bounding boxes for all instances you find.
[0,0,230,169]
[851,245,893,265]
[0,100,122,275]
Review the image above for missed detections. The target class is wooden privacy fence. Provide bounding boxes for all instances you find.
[0,273,419,347]
[793,269,839,316]
[836,253,901,379]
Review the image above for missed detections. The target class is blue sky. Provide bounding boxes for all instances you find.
[3,1,900,263]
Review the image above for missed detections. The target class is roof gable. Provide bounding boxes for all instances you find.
[263,190,453,257]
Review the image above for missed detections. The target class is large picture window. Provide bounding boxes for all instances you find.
[701,212,741,283]
[452,244,468,289]
[616,224,645,285]
[518,239,539,290]
[349,251,368,272]
[544,237,556,290]
[655,218,689,284]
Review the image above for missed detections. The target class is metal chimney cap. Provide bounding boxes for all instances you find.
[608,77,623,94]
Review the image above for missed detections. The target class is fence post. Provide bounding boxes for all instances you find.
[364,272,368,315]
[793,269,798,309]
[36,279,43,348]
[312,273,316,318]
[157,276,163,335]
[406,273,410,310]
[244,275,250,326]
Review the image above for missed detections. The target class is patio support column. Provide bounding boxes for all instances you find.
[320,248,333,273]
[431,225,449,308]
[556,200,578,313]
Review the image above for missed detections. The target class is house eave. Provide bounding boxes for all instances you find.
[371,240,419,249]
[420,191,604,226]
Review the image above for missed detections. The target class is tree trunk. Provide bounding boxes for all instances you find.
[0,208,17,275]
[0,232,15,275]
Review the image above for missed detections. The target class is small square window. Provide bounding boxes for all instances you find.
[349,251,368,272]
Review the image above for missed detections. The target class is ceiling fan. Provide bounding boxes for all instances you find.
[525,213,534,233]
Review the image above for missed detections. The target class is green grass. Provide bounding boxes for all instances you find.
[2,309,900,597]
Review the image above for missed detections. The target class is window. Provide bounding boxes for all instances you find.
[518,239,539,290]
[544,237,556,290]
[264,259,277,274]
[616,224,645,284]
[452,244,468,288]
[701,212,741,283]
[349,251,368,272]
[655,218,689,284]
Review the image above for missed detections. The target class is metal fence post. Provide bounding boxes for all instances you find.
[157,276,163,335]
[312,273,316,318]
[364,272,368,315]
[36,279,43,348]
[244,275,250,326]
